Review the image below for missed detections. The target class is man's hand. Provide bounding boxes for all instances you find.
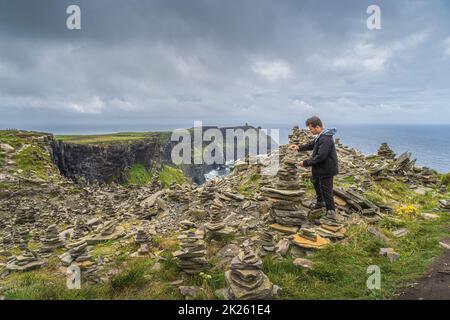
[298,161,305,167]
[289,144,299,151]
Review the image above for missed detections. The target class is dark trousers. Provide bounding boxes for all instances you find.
[311,176,335,211]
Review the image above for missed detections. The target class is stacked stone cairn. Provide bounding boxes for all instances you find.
[377,143,396,159]
[199,184,216,204]
[204,199,227,238]
[14,206,37,225]
[173,226,208,274]
[258,229,276,256]
[72,218,87,240]
[135,227,151,255]
[225,245,276,300]
[440,200,450,212]
[38,224,64,257]
[60,240,99,284]
[288,126,301,146]
[6,247,45,272]
[1,232,14,249]
[261,151,308,226]
[99,221,116,236]
[104,201,115,216]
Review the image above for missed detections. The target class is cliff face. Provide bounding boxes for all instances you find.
[51,139,218,185]
[52,139,167,184]
[49,126,275,185]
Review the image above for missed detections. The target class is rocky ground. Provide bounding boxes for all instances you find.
[0,128,449,300]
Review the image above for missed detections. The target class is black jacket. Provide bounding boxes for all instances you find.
[299,132,339,177]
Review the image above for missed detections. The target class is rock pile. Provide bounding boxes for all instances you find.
[38,224,64,257]
[204,199,229,239]
[1,232,14,249]
[72,219,87,240]
[258,230,276,256]
[86,221,124,244]
[261,151,308,226]
[134,228,151,255]
[377,143,396,159]
[225,246,276,300]
[199,184,216,204]
[14,206,37,225]
[173,228,208,274]
[292,231,330,250]
[60,240,91,266]
[6,248,45,272]
[440,200,450,212]
[60,240,100,284]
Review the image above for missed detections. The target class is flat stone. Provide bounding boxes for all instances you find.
[292,234,330,250]
[270,223,298,234]
[85,226,125,245]
[0,143,14,153]
[275,239,290,256]
[393,228,409,238]
[59,252,74,266]
[293,258,314,269]
[141,190,165,207]
[368,227,390,242]
[86,218,101,227]
[6,260,45,271]
[223,191,245,201]
[379,248,400,262]
[421,213,439,220]
[179,286,202,299]
[260,187,305,197]
[439,239,450,250]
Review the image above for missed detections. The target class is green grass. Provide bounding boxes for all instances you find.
[158,165,187,188]
[239,173,260,196]
[125,164,152,186]
[1,175,449,300]
[0,151,5,167]
[441,173,450,187]
[263,213,450,299]
[56,132,172,146]
[0,130,24,149]
[15,145,57,180]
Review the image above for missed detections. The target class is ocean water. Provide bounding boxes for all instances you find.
[276,125,450,173]
[9,123,449,173]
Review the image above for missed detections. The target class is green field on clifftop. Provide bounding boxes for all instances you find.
[56,132,172,145]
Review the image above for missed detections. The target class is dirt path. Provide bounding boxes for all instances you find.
[396,239,450,300]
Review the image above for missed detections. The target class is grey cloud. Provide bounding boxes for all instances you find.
[1,0,450,133]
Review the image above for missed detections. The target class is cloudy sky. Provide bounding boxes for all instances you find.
[1,0,450,132]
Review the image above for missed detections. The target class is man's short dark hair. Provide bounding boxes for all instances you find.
[305,116,323,128]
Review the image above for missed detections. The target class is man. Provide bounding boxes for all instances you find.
[289,116,338,219]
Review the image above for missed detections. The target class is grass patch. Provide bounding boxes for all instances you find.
[0,151,5,167]
[158,165,187,188]
[2,271,106,300]
[441,173,450,187]
[125,164,152,186]
[56,132,171,146]
[109,259,150,294]
[15,145,56,180]
[263,212,450,299]
[239,173,259,196]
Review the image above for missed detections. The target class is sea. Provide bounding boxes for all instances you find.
[10,123,450,174]
[276,124,450,174]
